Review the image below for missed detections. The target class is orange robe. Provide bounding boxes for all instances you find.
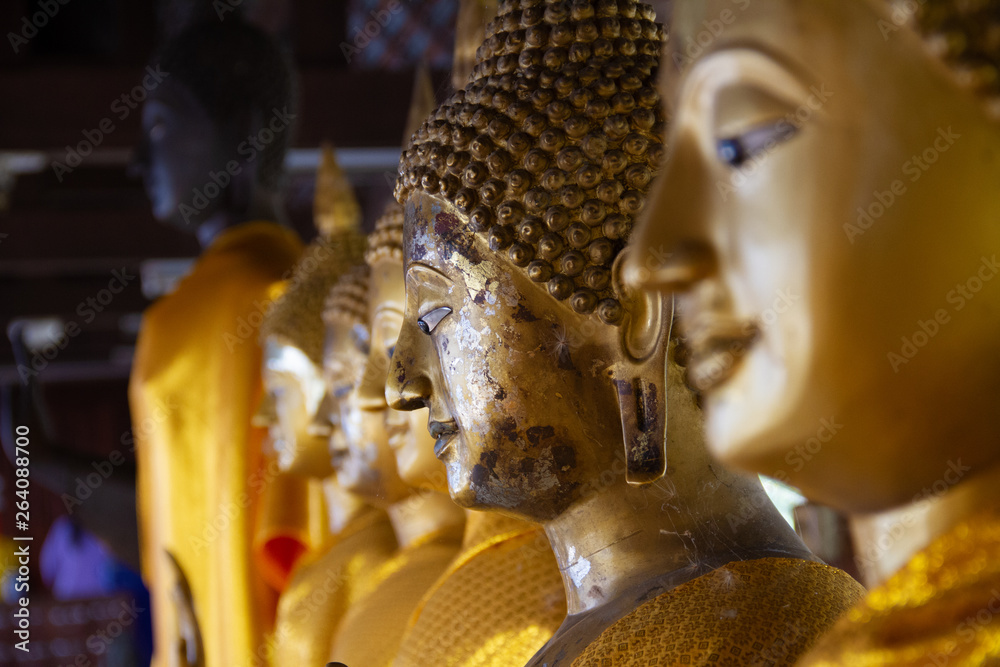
[130,222,302,667]
[799,508,1000,666]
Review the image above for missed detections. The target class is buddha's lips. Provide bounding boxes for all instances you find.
[428,420,459,458]
[681,313,759,393]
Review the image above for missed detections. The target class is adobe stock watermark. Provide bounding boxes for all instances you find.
[669,0,752,70]
[60,397,178,514]
[222,232,338,352]
[7,0,73,54]
[242,565,352,667]
[178,106,295,225]
[17,268,137,383]
[340,0,407,63]
[729,416,843,530]
[887,254,1000,372]
[877,0,929,41]
[924,588,1000,667]
[844,126,961,243]
[51,66,169,182]
[81,600,146,665]
[717,84,834,202]
[188,457,282,555]
[852,458,970,580]
[676,285,802,392]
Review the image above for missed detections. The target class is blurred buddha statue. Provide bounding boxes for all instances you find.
[625,1,1000,664]
[130,17,301,667]
[388,1,864,664]
[325,266,466,667]
[255,146,396,665]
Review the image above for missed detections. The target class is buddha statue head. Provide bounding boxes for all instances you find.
[323,266,413,506]
[388,0,672,521]
[624,0,1000,514]
[135,17,295,240]
[357,203,450,493]
[257,147,366,478]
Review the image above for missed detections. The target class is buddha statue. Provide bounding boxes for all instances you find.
[255,146,397,666]
[360,200,567,667]
[324,266,466,667]
[389,1,865,664]
[624,1,1000,664]
[129,18,302,667]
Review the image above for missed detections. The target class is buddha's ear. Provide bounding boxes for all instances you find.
[610,251,672,485]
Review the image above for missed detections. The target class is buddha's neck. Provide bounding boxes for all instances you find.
[851,460,1000,587]
[544,462,813,616]
[387,490,465,549]
[321,477,367,535]
[461,509,533,550]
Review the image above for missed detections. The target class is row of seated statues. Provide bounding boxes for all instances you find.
[127,0,1000,665]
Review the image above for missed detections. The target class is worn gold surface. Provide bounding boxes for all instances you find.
[388,1,859,663]
[131,221,301,667]
[623,0,1000,659]
[393,512,566,667]
[626,0,1000,513]
[800,508,1000,667]
[271,507,397,666]
[361,204,449,492]
[573,558,865,666]
[396,0,665,324]
[329,523,465,667]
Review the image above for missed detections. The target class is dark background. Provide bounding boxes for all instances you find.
[0,1,459,662]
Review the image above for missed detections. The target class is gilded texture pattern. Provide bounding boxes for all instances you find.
[270,508,397,665]
[800,509,1000,667]
[393,514,566,667]
[329,524,465,667]
[397,0,666,324]
[572,558,865,666]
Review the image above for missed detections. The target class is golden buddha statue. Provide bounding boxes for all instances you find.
[324,266,466,667]
[360,201,567,667]
[389,1,864,664]
[254,146,398,666]
[130,18,301,667]
[624,1,1000,664]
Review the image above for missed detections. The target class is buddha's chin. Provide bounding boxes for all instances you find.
[701,346,797,478]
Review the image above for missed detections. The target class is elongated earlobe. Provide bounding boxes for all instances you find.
[614,267,673,484]
[615,372,668,485]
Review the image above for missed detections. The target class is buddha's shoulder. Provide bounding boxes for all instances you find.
[571,558,865,667]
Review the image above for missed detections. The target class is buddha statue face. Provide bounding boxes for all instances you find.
[388,0,666,520]
[361,257,447,493]
[323,273,412,506]
[139,78,226,226]
[258,339,332,477]
[390,193,667,521]
[358,207,448,494]
[136,19,293,233]
[625,0,1000,513]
